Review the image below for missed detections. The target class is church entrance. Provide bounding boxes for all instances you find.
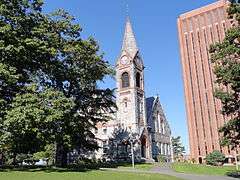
[141,136,147,158]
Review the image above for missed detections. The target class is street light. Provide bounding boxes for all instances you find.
[130,139,135,169]
[235,151,239,171]
[129,133,137,169]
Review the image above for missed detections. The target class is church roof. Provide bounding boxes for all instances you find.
[121,17,138,58]
[146,97,156,122]
[146,96,171,135]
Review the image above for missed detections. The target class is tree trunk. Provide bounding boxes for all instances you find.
[0,153,3,166]
[55,143,68,168]
[46,159,49,167]
[13,153,17,167]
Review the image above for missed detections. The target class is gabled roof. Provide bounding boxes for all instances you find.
[146,96,156,122]
[146,96,171,135]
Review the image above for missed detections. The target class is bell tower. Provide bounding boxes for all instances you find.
[116,18,147,133]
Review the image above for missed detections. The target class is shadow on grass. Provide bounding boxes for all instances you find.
[226,171,240,178]
[0,166,95,173]
[0,162,151,173]
[114,162,136,168]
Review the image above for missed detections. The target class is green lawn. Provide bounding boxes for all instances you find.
[117,163,155,170]
[0,170,183,180]
[172,163,239,176]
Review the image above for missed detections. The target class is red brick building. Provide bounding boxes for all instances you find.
[177,0,237,163]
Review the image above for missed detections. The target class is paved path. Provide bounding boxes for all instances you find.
[101,166,237,180]
[150,166,237,180]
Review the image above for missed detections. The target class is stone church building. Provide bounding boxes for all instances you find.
[94,18,172,162]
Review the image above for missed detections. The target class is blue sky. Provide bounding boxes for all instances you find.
[43,0,218,153]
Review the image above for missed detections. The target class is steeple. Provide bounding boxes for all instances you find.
[122,17,138,58]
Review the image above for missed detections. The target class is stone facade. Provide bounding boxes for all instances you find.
[94,18,172,162]
[177,0,238,163]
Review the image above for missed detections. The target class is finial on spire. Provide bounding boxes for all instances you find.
[124,0,130,17]
[121,1,139,58]
[126,1,129,17]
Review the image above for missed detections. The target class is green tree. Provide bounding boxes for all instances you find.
[33,144,55,166]
[172,136,185,161]
[2,85,74,165]
[106,128,138,161]
[209,1,240,149]
[0,63,20,162]
[205,150,225,166]
[0,0,116,167]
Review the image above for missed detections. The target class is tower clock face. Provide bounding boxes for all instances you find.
[120,56,129,65]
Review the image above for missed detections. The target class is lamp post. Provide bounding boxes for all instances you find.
[129,132,137,169]
[235,151,239,171]
[130,139,135,169]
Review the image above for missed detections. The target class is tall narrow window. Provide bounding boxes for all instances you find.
[154,117,158,132]
[124,101,127,108]
[136,72,141,88]
[157,112,161,133]
[159,143,162,154]
[123,98,128,113]
[103,140,108,154]
[121,72,129,88]
[161,119,165,134]
[137,98,141,120]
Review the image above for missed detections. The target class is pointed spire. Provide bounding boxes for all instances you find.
[121,17,138,57]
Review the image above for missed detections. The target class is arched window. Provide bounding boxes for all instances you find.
[121,72,129,88]
[136,72,141,88]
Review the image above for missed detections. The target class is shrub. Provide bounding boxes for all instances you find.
[226,171,240,178]
[205,150,225,166]
[67,157,118,170]
[190,158,196,164]
[157,155,166,163]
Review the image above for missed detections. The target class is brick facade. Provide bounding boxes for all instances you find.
[178,0,237,163]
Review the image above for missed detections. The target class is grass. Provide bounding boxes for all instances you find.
[117,163,155,170]
[172,162,239,176]
[0,169,184,180]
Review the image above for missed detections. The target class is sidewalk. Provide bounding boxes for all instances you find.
[101,166,237,180]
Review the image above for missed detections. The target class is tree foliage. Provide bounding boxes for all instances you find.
[171,136,185,161]
[0,0,116,167]
[209,1,240,149]
[105,128,138,161]
[2,85,74,156]
[33,144,55,166]
[205,150,225,166]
